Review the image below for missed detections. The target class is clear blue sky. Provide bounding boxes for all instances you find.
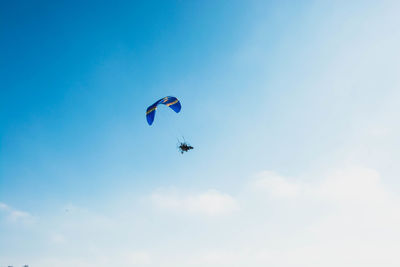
[1,1,400,266]
[0,0,309,207]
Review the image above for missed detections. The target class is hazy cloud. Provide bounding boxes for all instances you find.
[150,188,239,216]
[0,202,35,223]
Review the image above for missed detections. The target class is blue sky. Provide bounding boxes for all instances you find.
[0,0,307,206]
[1,1,400,266]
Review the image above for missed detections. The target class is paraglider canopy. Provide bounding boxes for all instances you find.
[146,96,181,125]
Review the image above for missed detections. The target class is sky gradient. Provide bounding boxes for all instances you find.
[1,1,400,266]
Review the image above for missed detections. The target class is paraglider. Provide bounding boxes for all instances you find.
[146,96,193,154]
[178,141,193,154]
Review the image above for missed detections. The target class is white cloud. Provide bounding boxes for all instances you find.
[0,202,35,223]
[4,166,400,267]
[150,188,239,216]
[30,250,152,267]
[220,166,400,267]
[251,167,393,205]
[50,233,67,244]
[251,171,301,198]
[125,251,152,265]
[315,167,390,205]
[0,202,8,210]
